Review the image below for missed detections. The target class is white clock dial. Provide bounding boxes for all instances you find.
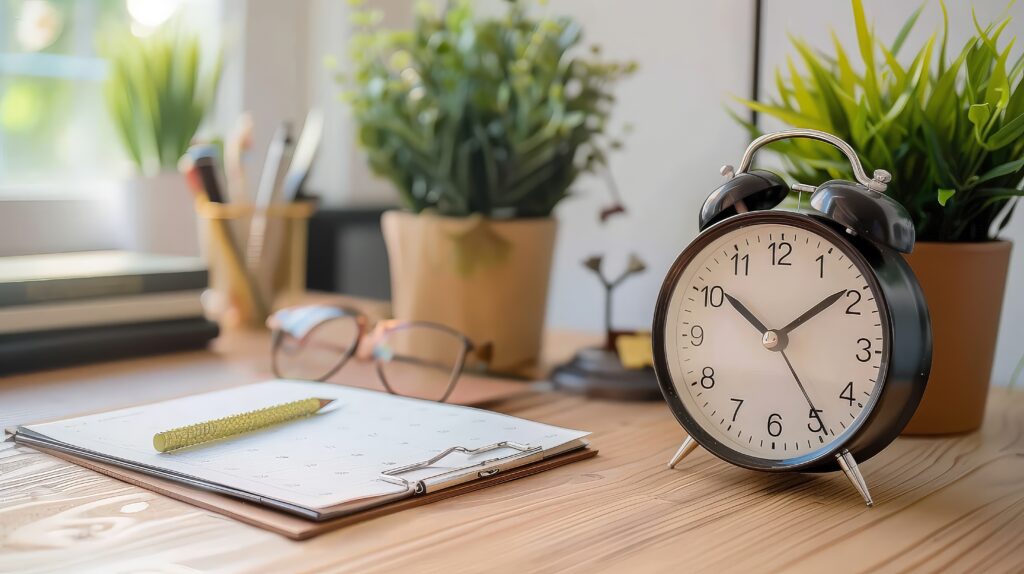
[663,220,888,461]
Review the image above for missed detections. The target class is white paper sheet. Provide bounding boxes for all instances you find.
[20,380,589,512]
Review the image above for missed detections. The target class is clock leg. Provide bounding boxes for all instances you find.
[836,450,874,507]
[667,435,699,469]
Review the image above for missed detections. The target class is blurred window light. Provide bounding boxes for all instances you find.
[126,0,179,28]
[126,0,180,37]
[0,0,218,197]
[16,0,63,52]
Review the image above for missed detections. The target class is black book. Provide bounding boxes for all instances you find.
[0,251,208,308]
[0,317,220,375]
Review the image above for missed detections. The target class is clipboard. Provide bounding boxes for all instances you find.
[34,443,597,540]
[10,380,596,537]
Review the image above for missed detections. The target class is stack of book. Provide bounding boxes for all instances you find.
[0,251,220,375]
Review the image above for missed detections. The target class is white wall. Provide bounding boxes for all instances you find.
[305,0,406,206]
[758,0,1024,385]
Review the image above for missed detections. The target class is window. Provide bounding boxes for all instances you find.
[0,0,222,197]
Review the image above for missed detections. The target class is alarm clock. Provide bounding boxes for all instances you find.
[653,129,931,506]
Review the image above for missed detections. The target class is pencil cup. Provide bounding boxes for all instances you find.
[195,200,316,328]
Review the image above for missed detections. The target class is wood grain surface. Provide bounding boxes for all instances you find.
[1,322,1022,573]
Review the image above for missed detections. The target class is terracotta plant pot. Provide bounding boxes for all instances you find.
[902,241,1012,434]
[381,211,557,372]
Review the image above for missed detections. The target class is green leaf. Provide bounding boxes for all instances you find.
[937,188,956,206]
[976,187,1024,199]
[987,112,1024,149]
[733,97,829,131]
[975,158,1024,186]
[786,52,819,118]
[851,0,882,112]
[830,31,858,96]
[968,103,992,134]
[792,38,849,132]
[920,119,954,187]
[851,0,874,70]
[891,2,926,56]
[938,0,950,74]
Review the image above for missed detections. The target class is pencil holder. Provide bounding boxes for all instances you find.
[195,200,316,328]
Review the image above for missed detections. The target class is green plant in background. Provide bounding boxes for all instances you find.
[100,28,221,176]
[735,0,1024,241]
[338,0,635,219]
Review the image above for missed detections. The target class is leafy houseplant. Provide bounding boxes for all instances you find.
[736,0,1021,433]
[340,0,634,219]
[339,0,634,371]
[735,1,1022,241]
[101,28,221,176]
[99,27,221,256]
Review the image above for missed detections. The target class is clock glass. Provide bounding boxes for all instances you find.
[661,217,889,464]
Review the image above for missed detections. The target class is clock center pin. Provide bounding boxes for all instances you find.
[761,330,787,352]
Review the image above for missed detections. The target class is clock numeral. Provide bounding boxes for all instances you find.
[729,398,744,421]
[767,413,783,437]
[807,409,825,433]
[840,381,855,405]
[731,253,749,276]
[768,241,792,266]
[690,325,704,346]
[856,338,872,362]
[845,289,862,315]
[700,366,715,389]
[815,254,824,278]
[701,285,724,308]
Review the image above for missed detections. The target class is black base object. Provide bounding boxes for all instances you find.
[0,317,220,375]
[551,347,663,401]
[305,205,394,300]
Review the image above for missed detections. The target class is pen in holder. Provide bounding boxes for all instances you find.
[195,199,316,328]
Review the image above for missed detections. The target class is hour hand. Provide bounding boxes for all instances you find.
[724,292,768,334]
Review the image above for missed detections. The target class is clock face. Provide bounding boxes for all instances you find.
[658,215,890,466]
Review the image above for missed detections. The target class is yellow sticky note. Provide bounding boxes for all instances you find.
[616,333,654,370]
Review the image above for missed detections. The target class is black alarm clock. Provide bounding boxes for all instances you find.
[653,129,931,506]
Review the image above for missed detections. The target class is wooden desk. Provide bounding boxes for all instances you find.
[1,326,1022,573]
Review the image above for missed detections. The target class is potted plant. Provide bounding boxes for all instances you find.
[735,1,1021,433]
[339,0,634,371]
[101,27,221,256]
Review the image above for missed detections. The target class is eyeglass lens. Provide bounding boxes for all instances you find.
[273,314,361,381]
[374,324,467,402]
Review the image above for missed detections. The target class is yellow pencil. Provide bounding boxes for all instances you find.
[153,397,334,452]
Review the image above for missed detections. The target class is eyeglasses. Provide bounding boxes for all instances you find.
[267,305,491,403]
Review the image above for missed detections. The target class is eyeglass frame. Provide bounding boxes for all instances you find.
[268,305,491,403]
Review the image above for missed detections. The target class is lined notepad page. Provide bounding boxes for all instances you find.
[21,380,589,512]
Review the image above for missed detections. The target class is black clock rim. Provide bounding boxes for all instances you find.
[652,211,893,472]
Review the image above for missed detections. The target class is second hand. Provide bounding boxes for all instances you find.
[779,349,830,436]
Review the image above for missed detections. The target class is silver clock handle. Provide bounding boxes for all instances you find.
[733,129,891,193]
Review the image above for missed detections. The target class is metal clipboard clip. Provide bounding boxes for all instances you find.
[380,441,541,495]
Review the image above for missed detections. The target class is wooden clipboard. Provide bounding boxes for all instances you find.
[36,445,597,540]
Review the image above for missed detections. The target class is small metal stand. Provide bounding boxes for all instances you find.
[551,254,662,401]
[836,449,874,507]
[665,437,876,507]
[551,347,663,401]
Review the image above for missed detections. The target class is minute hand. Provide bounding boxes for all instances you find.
[778,290,847,335]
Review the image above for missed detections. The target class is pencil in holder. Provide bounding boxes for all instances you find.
[195,200,316,328]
